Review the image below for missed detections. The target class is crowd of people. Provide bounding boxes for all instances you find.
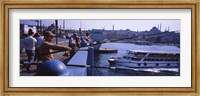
[20,29,93,71]
[68,32,93,58]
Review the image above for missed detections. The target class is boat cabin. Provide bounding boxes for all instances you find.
[123,50,180,62]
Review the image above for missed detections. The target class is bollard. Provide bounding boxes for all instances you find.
[35,60,69,76]
[87,47,94,76]
[87,47,94,66]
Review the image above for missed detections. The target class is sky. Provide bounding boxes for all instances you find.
[20,19,180,32]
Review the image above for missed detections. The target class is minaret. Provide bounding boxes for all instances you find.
[160,23,162,31]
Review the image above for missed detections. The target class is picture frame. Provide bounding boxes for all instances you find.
[0,0,199,95]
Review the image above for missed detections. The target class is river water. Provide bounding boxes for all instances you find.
[90,43,180,76]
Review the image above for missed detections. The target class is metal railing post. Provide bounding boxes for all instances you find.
[87,47,94,66]
[87,47,94,76]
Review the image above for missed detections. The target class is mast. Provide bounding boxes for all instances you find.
[79,20,82,35]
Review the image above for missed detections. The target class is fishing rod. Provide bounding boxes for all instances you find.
[45,35,134,55]
[41,48,88,56]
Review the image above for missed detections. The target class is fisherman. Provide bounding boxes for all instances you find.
[85,33,93,46]
[68,33,80,58]
[33,32,44,61]
[39,31,72,63]
[80,33,93,47]
[22,29,37,71]
[23,29,37,64]
[85,33,92,43]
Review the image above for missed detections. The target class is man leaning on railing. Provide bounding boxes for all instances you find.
[39,31,72,63]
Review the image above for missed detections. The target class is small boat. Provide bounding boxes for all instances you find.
[95,48,118,53]
[108,50,180,68]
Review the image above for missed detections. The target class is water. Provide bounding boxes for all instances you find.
[90,43,180,76]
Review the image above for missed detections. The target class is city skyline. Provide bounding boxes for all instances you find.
[20,19,180,32]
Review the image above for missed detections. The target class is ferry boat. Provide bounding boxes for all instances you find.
[108,50,180,68]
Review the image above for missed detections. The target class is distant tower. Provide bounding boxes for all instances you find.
[168,26,170,31]
[63,20,65,30]
[80,20,82,29]
[112,24,114,31]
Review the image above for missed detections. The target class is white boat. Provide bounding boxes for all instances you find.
[108,50,180,68]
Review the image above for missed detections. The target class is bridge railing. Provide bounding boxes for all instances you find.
[66,47,94,76]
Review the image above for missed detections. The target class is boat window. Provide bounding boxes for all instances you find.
[131,58,141,61]
[123,56,127,58]
[135,52,146,57]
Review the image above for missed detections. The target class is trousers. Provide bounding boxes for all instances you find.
[25,49,35,64]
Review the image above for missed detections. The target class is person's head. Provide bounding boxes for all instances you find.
[86,33,90,37]
[44,31,55,42]
[28,29,34,36]
[33,32,40,38]
[73,33,77,38]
